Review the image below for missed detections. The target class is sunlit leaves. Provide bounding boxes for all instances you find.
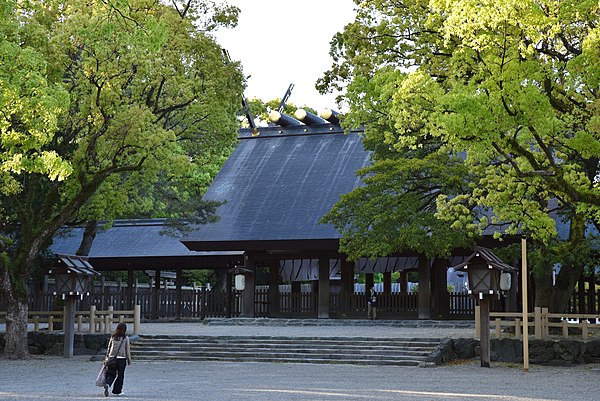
[321,0,599,259]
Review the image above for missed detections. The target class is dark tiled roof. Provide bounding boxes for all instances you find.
[182,125,371,251]
[50,220,243,270]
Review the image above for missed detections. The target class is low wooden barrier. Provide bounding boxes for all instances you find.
[475,306,600,341]
[0,305,140,335]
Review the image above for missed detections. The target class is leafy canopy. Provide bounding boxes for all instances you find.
[319,0,599,261]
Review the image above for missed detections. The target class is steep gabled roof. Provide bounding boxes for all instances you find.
[451,246,516,272]
[182,124,371,251]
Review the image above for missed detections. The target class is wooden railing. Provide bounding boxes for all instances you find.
[475,306,600,341]
[0,305,140,335]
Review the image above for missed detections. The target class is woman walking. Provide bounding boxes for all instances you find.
[104,322,132,397]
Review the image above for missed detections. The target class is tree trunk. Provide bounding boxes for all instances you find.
[1,266,30,359]
[76,220,97,256]
[533,212,587,313]
[533,269,554,310]
[551,263,585,313]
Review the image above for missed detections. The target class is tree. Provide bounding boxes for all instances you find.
[319,0,599,311]
[0,0,243,359]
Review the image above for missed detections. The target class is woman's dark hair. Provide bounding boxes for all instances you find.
[112,322,127,339]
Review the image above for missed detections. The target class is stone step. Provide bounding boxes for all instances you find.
[134,354,423,366]
[135,348,431,358]
[134,339,438,348]
[133,344,436,354]
[130,335,441,366]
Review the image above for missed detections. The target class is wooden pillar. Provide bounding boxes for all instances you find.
[152,269,161,320]
[340,259,354,316]
[241,256,256,318]
[291,281,301,313]
[226,270,232,318]
[175,268,183,319]
[63,298,76,358]
[399,271,408,293]
[578,275,586,314]
[268,260,280,317]
[365,273,374,295]
[383,272,392,295]
[318,253,330,318]
[588,274,596,314]
[418,256,431,319]
[126,269,134,310]
[431,258,449,319]
[480,296,491,367]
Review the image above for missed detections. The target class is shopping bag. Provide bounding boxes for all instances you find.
[95,364,107,387]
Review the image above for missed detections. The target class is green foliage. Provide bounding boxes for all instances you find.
[320,0,599,263]
[0,0,244,356]
[1,0,243,237]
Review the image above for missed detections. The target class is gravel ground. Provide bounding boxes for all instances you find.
[0,355,599,401]
[136,322,475,339]
[2,321,598,401]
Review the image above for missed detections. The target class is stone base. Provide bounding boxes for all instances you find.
[0,332,109,356]
[428,338,600,366]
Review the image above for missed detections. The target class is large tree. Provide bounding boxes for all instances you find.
[0,0,243,359]
[319,0,599,311]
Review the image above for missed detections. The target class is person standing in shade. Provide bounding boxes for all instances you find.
[104,322,131,397]
[367,285,377,320]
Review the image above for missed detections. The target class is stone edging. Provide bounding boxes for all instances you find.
[427,338,600,366]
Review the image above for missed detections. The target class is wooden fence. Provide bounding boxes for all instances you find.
[475,306,600,341]
[2,288,474,320]
[0,305,141,334]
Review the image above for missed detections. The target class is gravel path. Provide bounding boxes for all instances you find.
[0,355,598,401]
[2,320,598,400]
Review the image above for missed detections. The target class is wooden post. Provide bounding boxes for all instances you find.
[318,253,330,318]
[588,274,596,314]
[582,319,589,340]
[578,275,586,314]
[48,315,54,332]
[432,258,449,318]
[241,255,256,318]
[127,269,134,310]
[63,298,76,358]
[480,296,491,367]
[399,271,408,293]
[153,269,161,320]
[383,272,392,295]
[534,307,542,340]
[291,281,301,313]
[89,305,96,334]
[77,314,83,333]
[106,305,113,334]
[542,307,549,339]
[475,305,481,339]
[226,271,232,318]
[175,268,183,320]
[133,305,141,334]
[495,318,502,339]
[418,256,431,319]
[340,259,354,316]
[515,318,521,340]
[562,319,569,338]
[268,260,280,317]
[521,237,529,372]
